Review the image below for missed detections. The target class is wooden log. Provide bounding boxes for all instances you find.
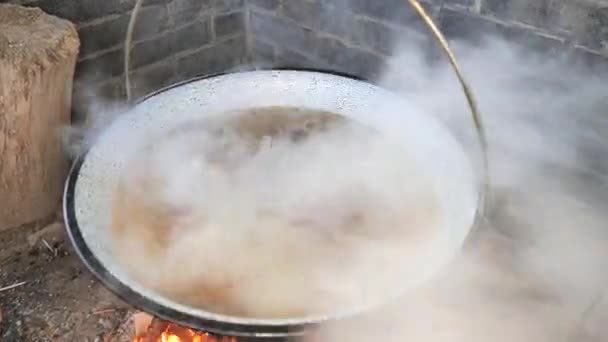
[0,4,79,231]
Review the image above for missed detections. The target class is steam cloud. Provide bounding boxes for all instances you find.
[110,108,449,319]
[65,2,608,340]
[310,25,608,342]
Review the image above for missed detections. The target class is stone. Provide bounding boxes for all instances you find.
[27,222,66,248]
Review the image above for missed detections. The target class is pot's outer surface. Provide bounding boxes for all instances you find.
[64,70,478,337]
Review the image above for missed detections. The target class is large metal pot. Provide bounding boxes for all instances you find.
[64,69,479,337]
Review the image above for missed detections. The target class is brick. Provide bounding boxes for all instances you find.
[350,0,439,27]
[132,5,170,40]
[567,46,608,75]
[20,0,80,22]
[249,0,280,11]
[130,33,173,69]
[77,5,168,57]
[507,29,567,58]
[275,48,330,71]
[73,77,126,104]
[480,0,510,16]
[283,0,354,38]
[445,0,477,8]
[176,35,247,78]
[72,77,126,123]
[554,1,591,39]
[122,0,171,9]
[75,48,125,83]
[170,18,213,53]
[579,5,608,52]
[98,77,128,101]
[214,11,245,37]
[480,0,564,31]
[352,18,397,55]
[250,9,319,56]
[251,37,277,66]
[440,6,569,56]
[26,0,135,23]
[22,0,168,24]
[439,7,508,43]
[212,0,244,13]
[129,60,178,99]
[78,15,128,56]
[167,0,206,25]
[316,37,385,80]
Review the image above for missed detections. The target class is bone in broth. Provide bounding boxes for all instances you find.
[111,107,443,319]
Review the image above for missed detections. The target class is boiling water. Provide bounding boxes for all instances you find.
[111,106,444,319]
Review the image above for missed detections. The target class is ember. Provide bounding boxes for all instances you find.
[134,317,238,342]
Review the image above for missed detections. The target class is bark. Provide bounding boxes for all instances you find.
[0,4,79,231]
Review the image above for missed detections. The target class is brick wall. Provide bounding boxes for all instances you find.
[2,0,608,120]
[1,0,248,120]
[249,0,608,79]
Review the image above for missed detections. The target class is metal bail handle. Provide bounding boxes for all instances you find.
[404,0,490,220]
[123,0,490,219]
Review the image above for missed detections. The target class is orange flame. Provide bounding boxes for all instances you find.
[133,322,238,342]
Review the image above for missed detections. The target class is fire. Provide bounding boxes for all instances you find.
[133,321,238,342]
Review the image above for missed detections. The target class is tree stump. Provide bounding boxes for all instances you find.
[0,4,80,231]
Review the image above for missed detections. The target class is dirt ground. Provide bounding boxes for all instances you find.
[0,217,135,342]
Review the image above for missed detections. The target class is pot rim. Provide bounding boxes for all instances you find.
[64,68,339,337]
[64,68,478,337]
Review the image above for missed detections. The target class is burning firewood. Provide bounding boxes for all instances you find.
[131,312,237,342]
[133,312,154,338]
